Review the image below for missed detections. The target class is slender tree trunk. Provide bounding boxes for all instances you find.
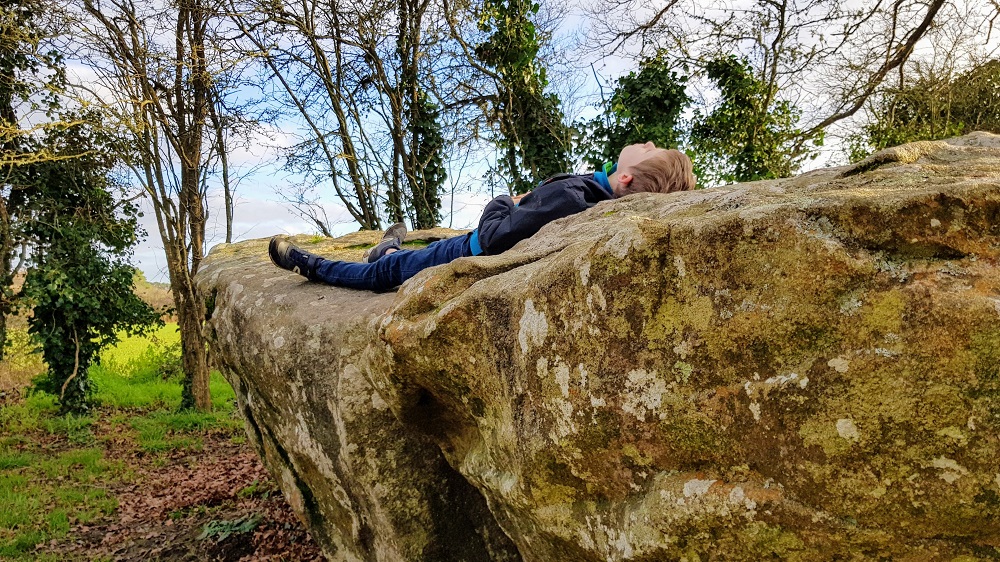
[80,0,214,410]
[208,95,233,243]
[176,281,210,410]
[0,197,11,361]
[1,69,17,360]
[179,0,210,411]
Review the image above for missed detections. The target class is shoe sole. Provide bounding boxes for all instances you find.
[269,237,300,274]
[363,223,408,262]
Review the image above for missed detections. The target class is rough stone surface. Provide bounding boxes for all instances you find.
[198,133,1000,561]
[197,229,520,562]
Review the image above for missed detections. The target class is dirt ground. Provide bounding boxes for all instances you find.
[36,430,325,561]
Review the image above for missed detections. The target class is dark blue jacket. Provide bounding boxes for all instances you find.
[471,173,614,255]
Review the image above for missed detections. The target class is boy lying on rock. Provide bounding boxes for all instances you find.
[268,142,696,291]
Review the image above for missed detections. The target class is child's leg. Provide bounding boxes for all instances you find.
[312,233,473,291]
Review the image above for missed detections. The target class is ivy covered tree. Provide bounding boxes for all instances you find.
[0,0,64,359]
[16,118,160,414]
[849,59,1000,161]
[0,0,159,413]
[690,56,811,185]
[577,55,810,186]
[408,91,446,229]
[579,56,690,169]
[591,0,948,165]
[475,0,572,194]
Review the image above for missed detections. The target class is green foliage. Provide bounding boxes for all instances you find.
[16,118,161,414]
[475,0,572,193]
[197,513,262,541]
[106,337,184,384]
[848,59,1000,161]
[690,56,812,185]
[577,55,813,187]
[579,56,690,169]
[0,1,159,414]
[0,328,45,389]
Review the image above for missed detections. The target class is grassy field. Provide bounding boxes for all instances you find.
[0,325,322,561]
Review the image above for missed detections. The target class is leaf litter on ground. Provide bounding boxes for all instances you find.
[33,417,325,562]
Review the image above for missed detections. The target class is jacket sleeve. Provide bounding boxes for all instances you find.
[476,180,590,255]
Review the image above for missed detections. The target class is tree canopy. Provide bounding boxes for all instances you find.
[579,56,689,170]
[578,54,814,186]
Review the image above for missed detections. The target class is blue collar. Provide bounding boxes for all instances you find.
[593,161,617,195]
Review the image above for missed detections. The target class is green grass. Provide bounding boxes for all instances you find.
[130,409,241,453]
[98,323,181,368]
[0,393,56,435]
[90,323,185,409]
[42,414,95,445]
[89,324,236,411]
[0,322,242,558]
[0,450,35,470]
[0,449,118,557]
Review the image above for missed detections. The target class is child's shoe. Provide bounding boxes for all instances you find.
[269,237,321,279]
[363,222,407,263]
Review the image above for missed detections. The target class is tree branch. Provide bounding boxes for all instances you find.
[802,0,947,139]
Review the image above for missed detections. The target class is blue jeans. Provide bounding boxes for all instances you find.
[312,233,473,291]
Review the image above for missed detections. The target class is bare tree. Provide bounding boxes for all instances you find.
[848,0,1000,158]
[74,0,220,411]
[226,0,448,232]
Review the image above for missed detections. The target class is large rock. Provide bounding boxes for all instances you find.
[197,229,520,561]
[197,133,1000,561]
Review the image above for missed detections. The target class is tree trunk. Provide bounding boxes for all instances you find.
[208,93,233,243]
[0,199,11,362]
[0,300,7,362]
[176,284,211,411]
[177,0,210,410]
[1,66,16,361]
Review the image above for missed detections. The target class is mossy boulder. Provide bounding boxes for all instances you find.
[196,228,520,562]
[198,133,1000,561]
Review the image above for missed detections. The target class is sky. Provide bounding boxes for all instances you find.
[132,183,495,284]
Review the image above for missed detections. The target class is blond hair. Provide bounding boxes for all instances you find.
[618,149,696,196]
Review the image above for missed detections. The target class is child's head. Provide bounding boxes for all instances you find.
[613,143,696,197]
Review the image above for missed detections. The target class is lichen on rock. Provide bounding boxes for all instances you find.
[199,133,1000,561]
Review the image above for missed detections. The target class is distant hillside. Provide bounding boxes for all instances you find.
[133,271,175,319]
